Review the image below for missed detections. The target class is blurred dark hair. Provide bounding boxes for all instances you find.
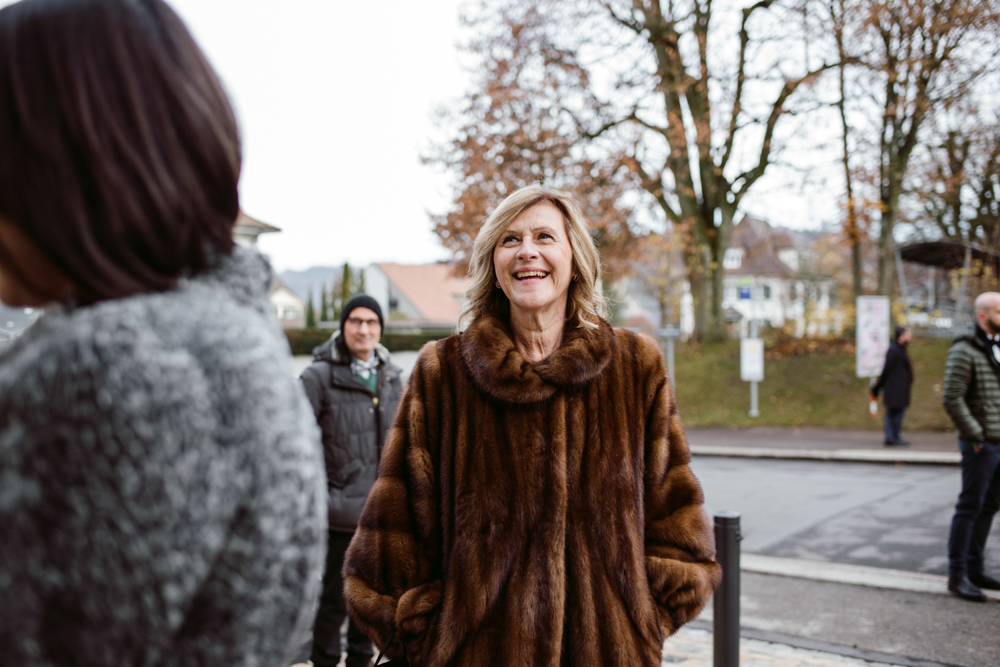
[0,0,240,304]
[895,326,908,341]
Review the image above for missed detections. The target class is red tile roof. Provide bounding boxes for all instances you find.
[376,263,470,323]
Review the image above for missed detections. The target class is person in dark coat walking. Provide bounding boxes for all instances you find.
[300,295,403,667]
[872,326,914,446]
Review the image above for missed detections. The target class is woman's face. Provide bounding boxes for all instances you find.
[0,215,72,307]
[493,201,575,321]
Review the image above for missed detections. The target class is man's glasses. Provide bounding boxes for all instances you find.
[346,317,380,329]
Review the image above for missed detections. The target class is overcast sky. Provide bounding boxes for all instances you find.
[3,0,835,273]
[166,0,836,273]
[168,0,469,272]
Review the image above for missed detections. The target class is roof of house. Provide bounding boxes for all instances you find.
[269,277,303,302]
[235,210,280,234]
[376,263,469,323]
[726,215,795,278]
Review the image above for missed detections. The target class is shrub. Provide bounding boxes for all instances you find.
[284,329,450,356]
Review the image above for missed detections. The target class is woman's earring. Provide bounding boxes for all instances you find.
[572,274,578,282]
[495,280,501,289]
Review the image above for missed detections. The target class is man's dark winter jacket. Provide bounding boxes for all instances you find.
[872,340,913,409]
[300,334,403,532]
[943,327,1000,441]
[0,247,326,666]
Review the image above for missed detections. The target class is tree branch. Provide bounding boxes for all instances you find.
[736,61,841,194]
[721,0,775,171]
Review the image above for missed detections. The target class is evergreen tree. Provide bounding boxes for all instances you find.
[305,288,316,329]
[340,263,353,311]
[330,279,340,322]
[356,267,365,295]
[319,285,329,323]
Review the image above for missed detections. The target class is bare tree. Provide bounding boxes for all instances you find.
[908,112,1000,247]
[847,0,1000,296]
[431,0,840,339]
[424,3,643,281]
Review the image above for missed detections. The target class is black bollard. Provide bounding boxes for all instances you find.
[713,511,742,667]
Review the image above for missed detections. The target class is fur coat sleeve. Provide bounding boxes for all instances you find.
[343,341,444,664]
[638,335,722,635]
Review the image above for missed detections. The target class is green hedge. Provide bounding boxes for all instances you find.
[284,328,449,356]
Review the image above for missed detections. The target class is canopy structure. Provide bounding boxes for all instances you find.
[895,240,1000,335]
[897,240,1000,274]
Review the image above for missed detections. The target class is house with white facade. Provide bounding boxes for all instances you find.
[617,215,838,338]
[228,210,308,330]
[269,279,306,330]
[233,210,280,248]
[721,215,836,337]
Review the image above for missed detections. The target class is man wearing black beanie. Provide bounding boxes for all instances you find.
[299,293,400,667]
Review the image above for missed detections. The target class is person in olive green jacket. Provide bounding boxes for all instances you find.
[942,291,1000,602]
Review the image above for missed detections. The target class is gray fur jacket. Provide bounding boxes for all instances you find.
[0,246,326,666]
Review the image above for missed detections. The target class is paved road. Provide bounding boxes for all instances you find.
[691,456,1000,575]
[730,572,1000,667]
[691,456,1000,667]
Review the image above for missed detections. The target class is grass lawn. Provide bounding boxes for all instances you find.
[671,337,954,431]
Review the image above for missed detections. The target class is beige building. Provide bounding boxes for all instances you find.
[230,210,306,330]
[270,279,306,330]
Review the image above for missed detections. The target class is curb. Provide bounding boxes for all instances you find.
[685,619,965,667]
[690,445,960,465]
[741,554,1000,601]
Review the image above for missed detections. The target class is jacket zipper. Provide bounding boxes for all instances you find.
[373,371,386,455]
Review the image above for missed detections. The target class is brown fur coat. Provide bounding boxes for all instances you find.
[344,314,720,666]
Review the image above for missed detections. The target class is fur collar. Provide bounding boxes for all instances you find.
[459,313,614,404]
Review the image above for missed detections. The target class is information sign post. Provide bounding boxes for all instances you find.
[656,325,682,385]
[740,322,764,418]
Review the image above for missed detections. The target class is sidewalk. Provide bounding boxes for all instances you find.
[687,426,960,464]
[662,626,919,667]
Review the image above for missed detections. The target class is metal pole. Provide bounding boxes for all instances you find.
[895,247,909,305]
[666,336,675,386]
[748,319,759,418]
[714,511,742,667]
[956,246,972,328]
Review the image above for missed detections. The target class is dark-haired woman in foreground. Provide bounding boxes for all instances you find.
[344,185,720,666]
[0,0,325,664]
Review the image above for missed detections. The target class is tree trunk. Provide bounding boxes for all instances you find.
[686,239,728,342]
[877,205,896,298]
[853,240,863,299]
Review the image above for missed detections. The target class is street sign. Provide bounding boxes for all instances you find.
[738,277,752,300]
[740,338,764,382]
[856,296,890,378]
[656,325,682,338]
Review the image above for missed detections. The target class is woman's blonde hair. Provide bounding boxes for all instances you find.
[459,184,606,329]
